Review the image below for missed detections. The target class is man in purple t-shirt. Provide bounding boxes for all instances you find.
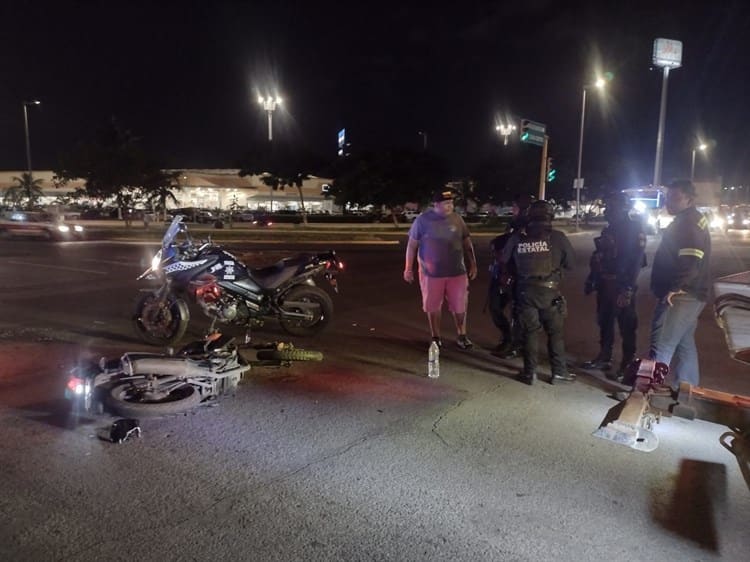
[403,189,477,349]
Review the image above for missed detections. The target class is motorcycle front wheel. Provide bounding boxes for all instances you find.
[278,285,334,336]
[107,380,202,418]
[133,292,189,346]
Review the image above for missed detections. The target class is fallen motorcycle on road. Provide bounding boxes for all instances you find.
[65,333,322,418]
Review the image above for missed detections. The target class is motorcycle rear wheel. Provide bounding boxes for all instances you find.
[107,380,202,418]
[133,292,189,346]
[256,348,324,362]
[279,285,334,336]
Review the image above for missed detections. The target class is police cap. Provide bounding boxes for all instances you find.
[527,200,554,221]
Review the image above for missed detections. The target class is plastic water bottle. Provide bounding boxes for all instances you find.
[428,341,440,378]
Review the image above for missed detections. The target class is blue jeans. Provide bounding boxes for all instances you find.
[649,295,706,387]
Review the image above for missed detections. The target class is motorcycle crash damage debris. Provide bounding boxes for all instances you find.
[65,333,323,419]
[595,271,750,491]
[593,359,750,490]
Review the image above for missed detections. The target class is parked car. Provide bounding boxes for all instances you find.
[0,211,85,241]
[234,212,255,222]
[252,215,273,227]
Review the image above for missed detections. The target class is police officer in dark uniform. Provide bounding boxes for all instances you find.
[582,192,647,380]
[503,200,576,385]
[488,194,531,356]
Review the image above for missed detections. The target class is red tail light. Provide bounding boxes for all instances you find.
[67,376,86,394]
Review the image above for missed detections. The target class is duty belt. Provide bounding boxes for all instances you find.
[519,279,559,289]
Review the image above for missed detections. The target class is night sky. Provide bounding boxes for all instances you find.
[2,1,749,188]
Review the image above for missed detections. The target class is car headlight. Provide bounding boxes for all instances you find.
[711,218,724,229]
[57,224,70,233]
[742,219,749,226]
[74,225,84,233]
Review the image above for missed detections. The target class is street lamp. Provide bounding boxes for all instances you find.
[257,95,282,141]
[575,77,606,229]
[690,143,708,182]
[418,130,428,151]
[22,100,41,178]
[495,123,516,146]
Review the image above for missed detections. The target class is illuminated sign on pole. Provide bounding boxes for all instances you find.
[652,38,683,69]
[337,128,346,156]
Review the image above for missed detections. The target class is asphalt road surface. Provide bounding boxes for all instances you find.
[0,227,749,561]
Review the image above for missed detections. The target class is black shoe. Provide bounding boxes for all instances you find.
[456,334,473,350]
[494,341,511,353]
[499,347,521,359]
[430,337,443,349]
[516,372,536,385]
[581,358,612,370]
[550,372,576,384]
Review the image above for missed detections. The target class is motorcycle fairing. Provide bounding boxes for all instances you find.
[164,259,209,275]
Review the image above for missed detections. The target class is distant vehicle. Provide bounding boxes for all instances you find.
[401,210,420,222]
[253,215,273,227]
[622,187,673,234]
[726,205,750,231]
[234,212,255,222]
[0,211,85,241]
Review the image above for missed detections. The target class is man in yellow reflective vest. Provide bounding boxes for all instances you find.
[649,179,712,389]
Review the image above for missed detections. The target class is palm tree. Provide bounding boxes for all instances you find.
[143,170,182,221]
[3,173,44,210]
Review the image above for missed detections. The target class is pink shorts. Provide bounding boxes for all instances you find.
[419,273,469,314]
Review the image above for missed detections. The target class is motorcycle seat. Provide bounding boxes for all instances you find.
[250,255,312,290]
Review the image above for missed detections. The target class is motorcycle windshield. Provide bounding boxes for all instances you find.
[162,215,184,251]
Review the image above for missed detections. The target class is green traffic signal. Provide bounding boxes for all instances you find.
[547,169,557,182]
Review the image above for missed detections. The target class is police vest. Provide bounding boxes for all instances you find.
[515,233,553,279]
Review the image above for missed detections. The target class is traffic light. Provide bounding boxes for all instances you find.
[546,157,556,182]
[520,119,531,142]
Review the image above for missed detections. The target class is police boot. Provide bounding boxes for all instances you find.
[516,372,536,386]
[550,372,576,384]
[581,354,612,370]
[607,357,634,383]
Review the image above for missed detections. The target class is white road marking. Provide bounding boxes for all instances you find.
[6,260,107,275]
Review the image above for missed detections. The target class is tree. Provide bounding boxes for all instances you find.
[237,143,324,225]
[142,170,182,221]
[330,149,447,226]
[3,173,44,210]
[54,118,162,226]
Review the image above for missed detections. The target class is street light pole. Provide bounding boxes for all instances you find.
[495,123,516,146]
[22,100,41,178]
[258,96,282,141]
[690,143,707,182]
[574,78,605,230]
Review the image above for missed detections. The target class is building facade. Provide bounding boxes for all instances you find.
[0,169,340,214]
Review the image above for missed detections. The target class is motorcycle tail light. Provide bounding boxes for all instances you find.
[66,376,86,395]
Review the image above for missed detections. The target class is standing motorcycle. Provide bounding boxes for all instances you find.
[133,215,343,346]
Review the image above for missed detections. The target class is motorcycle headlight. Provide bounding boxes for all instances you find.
[151,250,163,271]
